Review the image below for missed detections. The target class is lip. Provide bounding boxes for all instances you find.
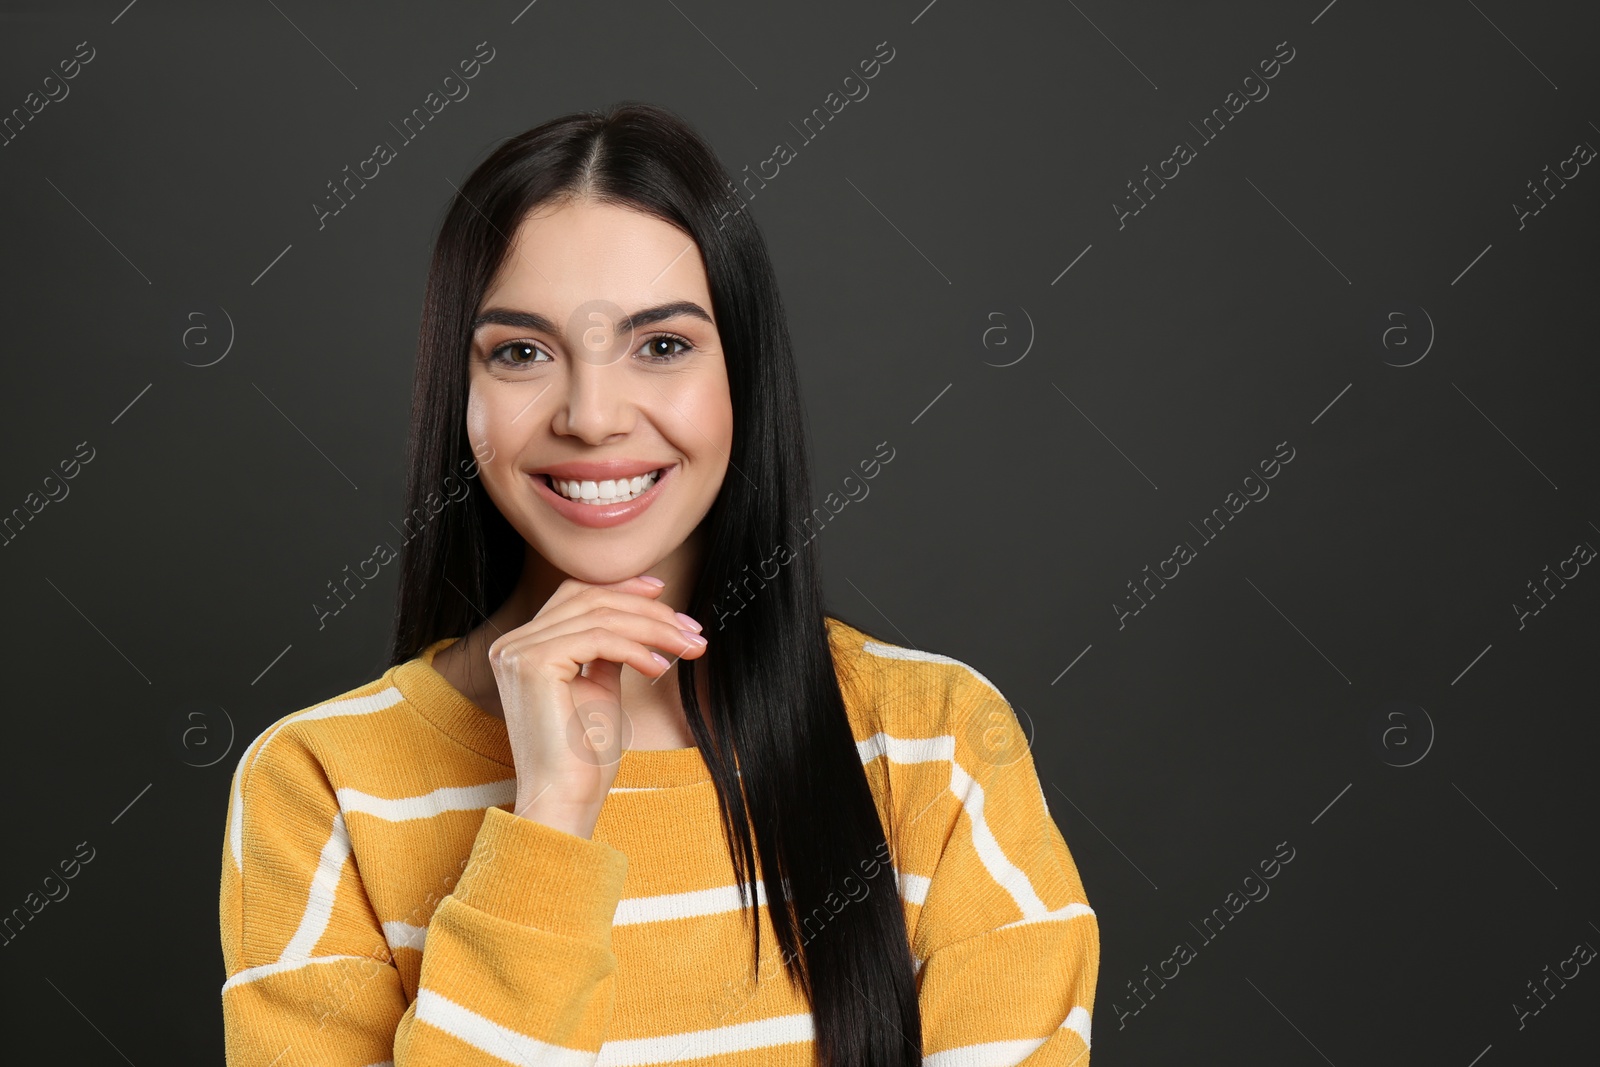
[531,463,675,529]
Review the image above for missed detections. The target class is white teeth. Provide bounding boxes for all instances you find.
[550,468,663,505]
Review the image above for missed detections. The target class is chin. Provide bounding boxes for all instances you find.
[546,542,672,585]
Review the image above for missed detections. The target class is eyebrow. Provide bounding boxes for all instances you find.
[471,300,714,337]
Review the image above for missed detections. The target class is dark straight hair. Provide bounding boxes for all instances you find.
[386,101,922,1066]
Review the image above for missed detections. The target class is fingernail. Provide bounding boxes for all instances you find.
[673,612,702,633]
[650,652,671,667]
[639,575,666,587]
[679,630,708,646]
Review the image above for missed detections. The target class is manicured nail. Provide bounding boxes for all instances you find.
[679,630,708,646]
[639,575,666,587]
[673,612,702,633]
[650,652,671,668]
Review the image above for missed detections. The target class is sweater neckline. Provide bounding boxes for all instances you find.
[391,636,712,790]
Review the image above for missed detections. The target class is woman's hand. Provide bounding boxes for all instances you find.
[487,575,708,839]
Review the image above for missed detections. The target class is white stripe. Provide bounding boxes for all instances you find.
[1062,1005,1092,1046]
[228,744,253,871]
[390,880,782,939]
[998,901,1095,930]
[856,731,955,765]
[924,1037,1047,1067]
[949,761,1049,919]
[608,870,934,927]
[899,871,931,905]
[229,686,404,869]
[861,640,1004,701]
[595,1012,813,1066]
[221,952,369,993]
[614,880,768,925]
[919,1012,1091,1065]
[416,987,596,1066]
[860,634,1051,913]
[282,811,353,959]
[250,687,407,779]
[857,730,1050,921]
[337,779,516,822]
[920,997,1089,1060]
[383,920,427,953]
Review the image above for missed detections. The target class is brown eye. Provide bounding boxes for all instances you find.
[488,340,550,367]
[638,334,693,363]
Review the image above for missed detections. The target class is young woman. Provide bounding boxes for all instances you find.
[219,102,1098,1067]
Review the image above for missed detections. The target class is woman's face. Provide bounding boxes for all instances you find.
[466,196,733,584]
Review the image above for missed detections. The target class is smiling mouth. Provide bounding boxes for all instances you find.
[541,468,667,506]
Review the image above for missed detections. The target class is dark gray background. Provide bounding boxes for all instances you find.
[2,0,1596,1062]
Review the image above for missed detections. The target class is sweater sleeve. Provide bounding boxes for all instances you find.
[219,727,629,1065]
[907,680,1100,1066]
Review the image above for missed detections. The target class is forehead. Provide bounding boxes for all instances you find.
[482,198,712,313]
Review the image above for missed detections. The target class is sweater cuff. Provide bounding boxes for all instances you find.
[453,805,629,944]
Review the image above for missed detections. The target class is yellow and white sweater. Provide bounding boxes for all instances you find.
[219,616,1099,1065]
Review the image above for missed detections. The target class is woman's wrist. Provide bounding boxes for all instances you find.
[513,792,602,839]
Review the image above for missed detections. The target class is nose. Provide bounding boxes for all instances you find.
[552,355,634,445]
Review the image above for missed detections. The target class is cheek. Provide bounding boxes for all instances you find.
[465,384,523,493]
[465,385,493,454]
[674,373,734,454]
[465,384,527,464]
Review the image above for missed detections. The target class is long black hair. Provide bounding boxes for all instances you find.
[386,101,922,1066]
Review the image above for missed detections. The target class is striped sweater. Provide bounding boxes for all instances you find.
[219,615,1099,1065]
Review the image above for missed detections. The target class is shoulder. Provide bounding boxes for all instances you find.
[826,614,1012,750]
[227,667,412,817]
[223,667,410,872]
[239,671,408,775]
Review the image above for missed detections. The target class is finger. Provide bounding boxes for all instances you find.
[531,587,699,640]
[511,607,708,665]
[541,574,669,619]
[492,624,686,685]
